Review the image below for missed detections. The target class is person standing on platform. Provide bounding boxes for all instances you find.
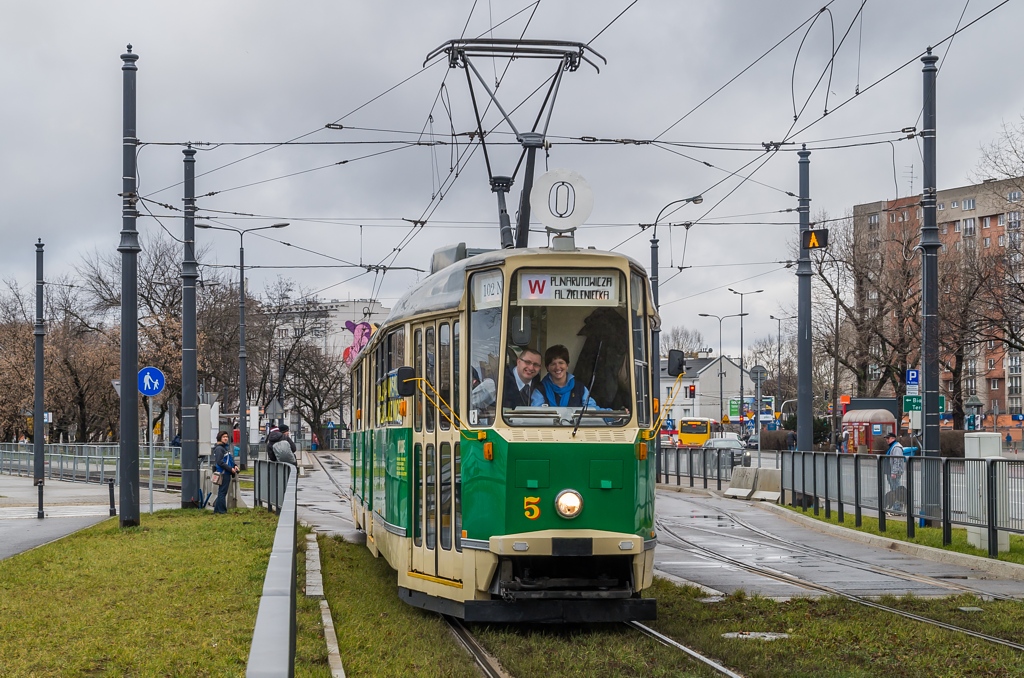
[885,432,906,512]
[213,431,237,515]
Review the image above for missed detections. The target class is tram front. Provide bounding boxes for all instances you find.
[461,253,658,622]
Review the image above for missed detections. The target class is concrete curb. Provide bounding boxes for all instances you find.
[758,500,1024,582]
[304,527,346,678]
[656,483,713,497]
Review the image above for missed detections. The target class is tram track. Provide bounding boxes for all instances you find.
[443,616,511,678]
[664,494,1020,602]
[655,518,1024,653]
[627,621,745,677]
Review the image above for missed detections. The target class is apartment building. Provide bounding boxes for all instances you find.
[853,176,1024,417]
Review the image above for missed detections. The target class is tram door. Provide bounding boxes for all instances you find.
[411,320,463,582]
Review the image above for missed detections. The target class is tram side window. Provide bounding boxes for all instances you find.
[439,323,451,430]
[426,325,436,432]
[453,321,461,422]
[415,329,423,432]
[440,442,452,550]
[353,365,362,431]
[468,270,503,427]
[631,271,651,427]
[454,442,462,552]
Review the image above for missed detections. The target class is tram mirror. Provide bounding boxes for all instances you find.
[666,349,686,377]
[510,311,532,347]
[396,366,417,397]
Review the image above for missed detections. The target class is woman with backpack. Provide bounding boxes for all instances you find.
[213,430,238,515]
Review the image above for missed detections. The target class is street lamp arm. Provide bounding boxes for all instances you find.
[653,195,704,229]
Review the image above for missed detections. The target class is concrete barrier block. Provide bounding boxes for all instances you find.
[750,469,782,502]
[724,467,757,499]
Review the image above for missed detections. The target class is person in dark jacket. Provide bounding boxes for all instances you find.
[267,424,297,465]
[213,431,237,514]
[501,347,545,409]
[539,345,601,409]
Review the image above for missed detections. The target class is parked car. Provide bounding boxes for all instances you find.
[700,438,747,468]
[744,434,759,450]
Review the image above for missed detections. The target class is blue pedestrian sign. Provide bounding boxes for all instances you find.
[138,367,165,397]
[326,421,336,430]
[906,369,920,386]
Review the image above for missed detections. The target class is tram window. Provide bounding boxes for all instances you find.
[631,271,651,427]
[440,442,452,550]
[414,443,422,547]
[501,268,632,427]
[414,329,423,432]
[469,270,503,427]
[389,326,405,369]
[425,443,436,550]
[453,321,461,422]
[426,325,436,432]
[439,323,451,430]
[353,365,362,431]
[454,442,462,552]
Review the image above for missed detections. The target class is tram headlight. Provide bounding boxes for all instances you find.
[554,489,583,519]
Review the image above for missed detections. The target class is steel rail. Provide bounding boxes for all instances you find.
[655,520,1024,653]
[444,615,509,678]
[627,621,745,677]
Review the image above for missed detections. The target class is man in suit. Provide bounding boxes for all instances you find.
[502,347,545,409]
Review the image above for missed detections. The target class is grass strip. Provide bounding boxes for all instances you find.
[648,579,1024,678]
[319,535,480,676]
[0,508,330,677]
[782,505,1024,565]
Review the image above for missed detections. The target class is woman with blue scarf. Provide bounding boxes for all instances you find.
[540,345,601,409]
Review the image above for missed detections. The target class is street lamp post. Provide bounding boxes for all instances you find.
[647,194,702,480]
[769,314,796,424]
[197,222,289,470]
[729,288,763,428]
[699,313,747,423]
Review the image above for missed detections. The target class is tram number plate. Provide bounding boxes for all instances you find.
[523,496,541,520]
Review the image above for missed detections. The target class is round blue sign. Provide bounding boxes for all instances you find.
[138,367,165,396]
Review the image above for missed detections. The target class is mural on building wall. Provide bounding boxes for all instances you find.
[343,320,377,365]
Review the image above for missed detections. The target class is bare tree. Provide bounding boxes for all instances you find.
[661,325,705,356]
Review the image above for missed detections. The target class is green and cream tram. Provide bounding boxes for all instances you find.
[348,239,665,622]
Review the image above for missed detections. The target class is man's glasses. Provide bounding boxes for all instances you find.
[518,357,542,369]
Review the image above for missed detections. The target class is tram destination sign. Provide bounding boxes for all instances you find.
[519,269,619,306]
[902,395,946,412]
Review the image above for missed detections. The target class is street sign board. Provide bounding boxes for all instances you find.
[1014,414,1024,422]
[906,369,920,386]
[327,421,335,429]
[138,367,165,397]
[902,395,945,412]
[265,398,284,417]
[750,365,768,383]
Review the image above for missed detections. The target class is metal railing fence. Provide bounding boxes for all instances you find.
[780,451,1024,558]
[247,460,298,677]
[657,447,741,491]
[0,449,172,489]
[0,443,181,465]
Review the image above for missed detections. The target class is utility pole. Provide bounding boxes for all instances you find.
[181,147,200,507]
[118,45,141,527]
[797,146,813,453]
[34,240,45,519]
[921,49,942,521]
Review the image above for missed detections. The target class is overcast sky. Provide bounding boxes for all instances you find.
[2,1,1021,356]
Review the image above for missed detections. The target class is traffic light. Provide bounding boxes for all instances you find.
[687,385,696,398]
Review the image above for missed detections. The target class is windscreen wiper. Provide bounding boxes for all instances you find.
[572,340,602,438]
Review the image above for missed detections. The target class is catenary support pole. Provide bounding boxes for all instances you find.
[181,147,200,507]
[651,225,661,481]
[797,146,813,453]
[34,239,45,519]
[238,237,249,470]
[118,45,141,527]
[920,49,942,521]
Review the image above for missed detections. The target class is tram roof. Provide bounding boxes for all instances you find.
[382,246,646,327]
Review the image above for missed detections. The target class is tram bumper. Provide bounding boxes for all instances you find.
[467,529,657,622]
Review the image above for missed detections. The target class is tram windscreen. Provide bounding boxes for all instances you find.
[500,269,633,427]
